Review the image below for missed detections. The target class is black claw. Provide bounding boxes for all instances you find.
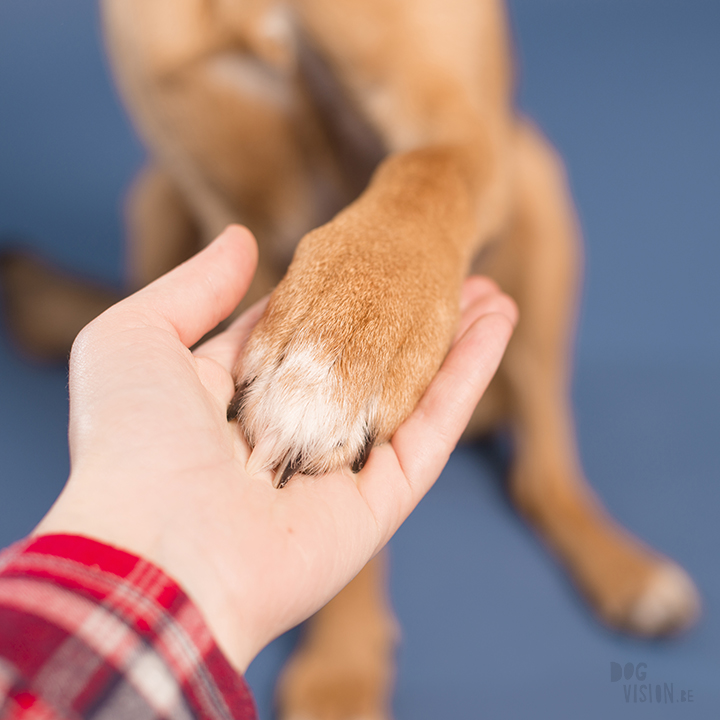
[226,380,249,421]
[274,454,303,489]
[351,432,376,474]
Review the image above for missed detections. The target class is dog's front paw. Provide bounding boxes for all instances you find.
[228,231,459,486]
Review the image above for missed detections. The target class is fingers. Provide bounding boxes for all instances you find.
[103,225,258,348]
[390,285,517,500]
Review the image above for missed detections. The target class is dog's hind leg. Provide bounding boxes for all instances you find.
[484,120,700,635]
[0,251,121,361]
[1,162,204,361]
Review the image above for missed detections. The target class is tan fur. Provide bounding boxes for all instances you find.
[1,1,701,716]
[277,554,397,720]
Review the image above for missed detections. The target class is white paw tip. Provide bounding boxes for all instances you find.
[238,340,378,477]
[629,563,701,635]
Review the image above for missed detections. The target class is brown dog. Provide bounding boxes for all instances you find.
[1,0,701,717]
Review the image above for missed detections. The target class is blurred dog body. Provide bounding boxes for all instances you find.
[1,1,700,716]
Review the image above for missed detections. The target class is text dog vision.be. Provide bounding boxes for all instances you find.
[611,662,694,704]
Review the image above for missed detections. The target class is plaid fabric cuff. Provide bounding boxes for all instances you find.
[0,534,257,720]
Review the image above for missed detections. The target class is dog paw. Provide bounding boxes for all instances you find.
[276,647,393,720]
[586,547,701,637]
[627,562,701,636]
[228,229,459,485]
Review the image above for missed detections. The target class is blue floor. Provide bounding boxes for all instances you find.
[1,0,719,717]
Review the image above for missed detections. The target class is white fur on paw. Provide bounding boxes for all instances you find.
[629,563,701,635]
[236,338,379,480]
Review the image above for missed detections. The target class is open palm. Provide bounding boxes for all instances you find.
[36,225,516,671]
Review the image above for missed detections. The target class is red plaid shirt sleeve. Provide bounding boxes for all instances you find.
[0,535,258,720]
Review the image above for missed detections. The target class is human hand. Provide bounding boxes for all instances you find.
[35,225,517,672]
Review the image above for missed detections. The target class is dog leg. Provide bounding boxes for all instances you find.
[233,138,510,482]
[277,553,397,720]
[0,252,120,361]
[0,161,204,361]
[487,120,700,635]
[232,0,516,480]
[125,163,202,291]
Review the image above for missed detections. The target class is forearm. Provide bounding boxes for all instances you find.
[0,534,258,719]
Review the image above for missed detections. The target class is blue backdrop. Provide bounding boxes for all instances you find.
[1,0,719,717]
